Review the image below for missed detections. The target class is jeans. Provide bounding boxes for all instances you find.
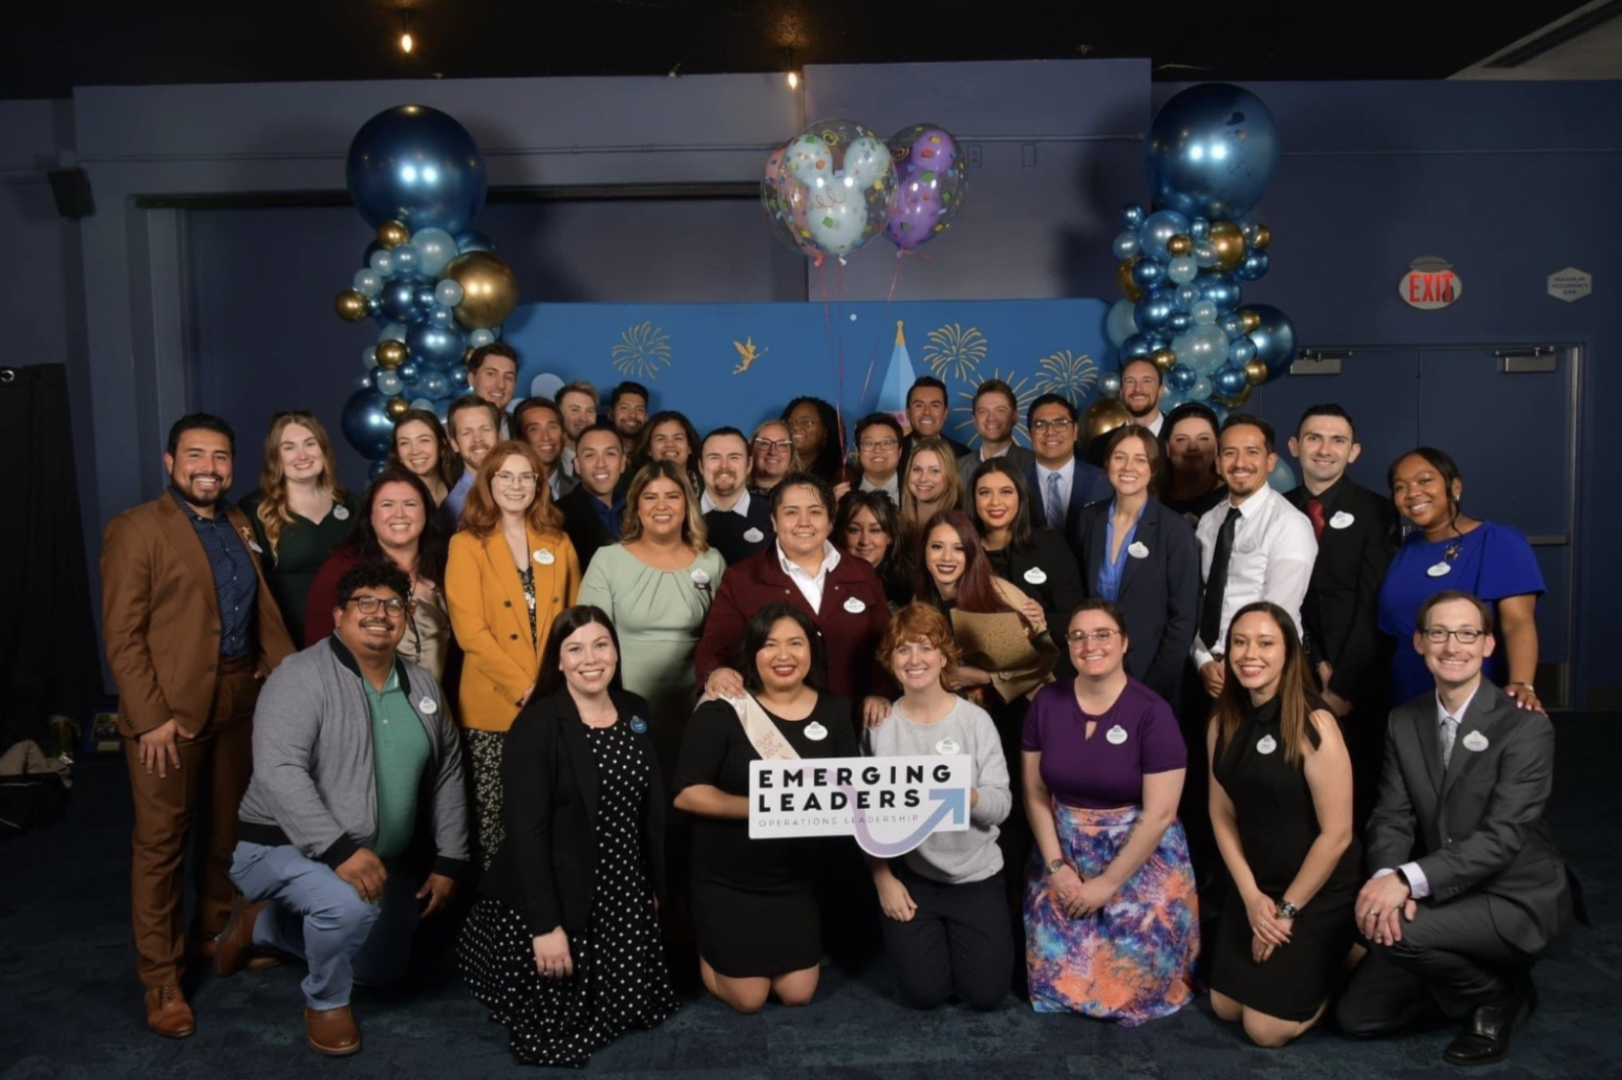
[228,840,419,1010]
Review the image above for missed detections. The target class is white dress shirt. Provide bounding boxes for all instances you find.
[859,473,900,502]
[701,488,754,517]
[1191,483,1318,668]
[777,540,841,614]
[1034,457,1076,524]
[1141,411,1164,437]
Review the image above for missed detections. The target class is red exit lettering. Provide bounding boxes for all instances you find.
[1407,272,1455,304]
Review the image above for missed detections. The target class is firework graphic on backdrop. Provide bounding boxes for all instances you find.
[922,323,987,384]
[1032,350,1101,407]
[611,321,672,379]
[953,367,1040,449]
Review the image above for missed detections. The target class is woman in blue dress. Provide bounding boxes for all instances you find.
[1376,448,1545,708]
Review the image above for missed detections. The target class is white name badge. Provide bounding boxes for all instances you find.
[1127,541,1150,559]
[248,540,264,554]
[1330,510,1354,530]
[804,721,829,742]
[332,505,350,521]
[743,527,765,543]
[534,548,556,565]
[690,568,712,588]
[1106,724,1128,745]
[1257,734,1278,755]
[1237,537,1257,554]
[1462,730,1489,753]
[1023,567,1048,585]
[936,737,960,755]
[418,697,437,714]
[1426,561,1452,578]
[844,596,867,614]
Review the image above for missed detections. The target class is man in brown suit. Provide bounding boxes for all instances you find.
[101,413,295,1038]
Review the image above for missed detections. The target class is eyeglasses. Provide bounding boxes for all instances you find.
[859,439,899,452]
[1065,629,1120,645]
[494,471,539,487]
[787,417,820,430]
[346,595,409,617]
[754,438,793,453]
[1031,418,1075,433]
[1423,627,1484,644]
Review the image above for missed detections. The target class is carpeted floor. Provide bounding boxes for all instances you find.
[2,716,1616,1080]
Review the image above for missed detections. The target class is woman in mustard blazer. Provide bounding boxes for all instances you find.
[447,440,582,868]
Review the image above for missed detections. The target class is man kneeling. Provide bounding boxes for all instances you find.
[1336,590,1573,1066]
[219,560,469,1056]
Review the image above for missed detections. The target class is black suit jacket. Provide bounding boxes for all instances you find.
[480,688,665,937]
[1365,682,1572,958]
[556,485,621,575]
[704,497,775,568]
[1285,478,1398,702]
[990,528,1086,677]
[1076,498,1200,708]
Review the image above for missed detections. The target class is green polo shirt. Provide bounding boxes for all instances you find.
[362,666,431,859]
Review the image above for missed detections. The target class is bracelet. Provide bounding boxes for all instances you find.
[1514,682,1537,693]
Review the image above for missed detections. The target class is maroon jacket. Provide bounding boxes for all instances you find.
[696,546,893,704]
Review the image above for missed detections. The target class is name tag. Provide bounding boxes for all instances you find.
[1426,561,1451,578]
[534,548,556,565]
[1127,541,1149,559]
[1105,724,1128,745]
[418,697,437,714]
[743,527,765,543]
[332,505,350,521]
[1023,567,1048,585]
[1256,734,1278,755]
[844,596,867,614]
[936,737,960,755]
[1329,510,1354,529]
[1462,730,1488,752]
[804,721,829,742]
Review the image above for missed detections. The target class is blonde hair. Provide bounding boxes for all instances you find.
[619,461,709,553]
[256,411,345,561]
[900,436,962,528]
[458,440,565,538]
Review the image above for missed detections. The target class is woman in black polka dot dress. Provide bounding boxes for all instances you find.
[461,605,677,1066]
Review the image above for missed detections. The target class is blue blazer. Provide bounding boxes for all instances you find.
[1076,498,1200,710]
[1024,459,1113,545]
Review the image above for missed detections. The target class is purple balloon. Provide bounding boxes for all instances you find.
[884,125,967,252]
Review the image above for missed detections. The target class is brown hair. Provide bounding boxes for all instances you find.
[255,411,346,560]
[914,509,1017,617]
[619,460,709,552]
[389,409,456,489]
[458,440,565,538]
[1415,589,1494,635]
[877,602,962,687]
[1101,424,1164,497]
[1212,601,1314,767]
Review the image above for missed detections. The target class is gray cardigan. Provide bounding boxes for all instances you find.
[237,635,470,879]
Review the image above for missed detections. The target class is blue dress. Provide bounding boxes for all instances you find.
[1376,521,1545,704]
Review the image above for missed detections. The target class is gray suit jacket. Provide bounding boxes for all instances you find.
[1365,680,1571,957]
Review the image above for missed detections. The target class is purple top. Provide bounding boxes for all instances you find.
[1021,676,1186,809]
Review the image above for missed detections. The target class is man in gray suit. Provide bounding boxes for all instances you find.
[1335,590,1573,1066]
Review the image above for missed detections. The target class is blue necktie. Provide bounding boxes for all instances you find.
[1046,472,1065,531]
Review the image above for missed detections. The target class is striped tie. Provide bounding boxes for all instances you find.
[1046,472,1065,531]
[1440,715,1459,769]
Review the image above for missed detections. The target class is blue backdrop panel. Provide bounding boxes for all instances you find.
[503,298,1112,448]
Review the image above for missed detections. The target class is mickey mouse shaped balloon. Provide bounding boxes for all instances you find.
[779,120,897,262]
[884,124,968,253]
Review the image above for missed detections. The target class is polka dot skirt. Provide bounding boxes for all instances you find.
[460,723,678,1067]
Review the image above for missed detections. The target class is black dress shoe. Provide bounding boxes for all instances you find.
[1443,995,1530,1066]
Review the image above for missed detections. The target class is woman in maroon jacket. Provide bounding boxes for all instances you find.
[695,472,892,728]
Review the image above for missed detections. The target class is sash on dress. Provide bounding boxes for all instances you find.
[720,694,801,762]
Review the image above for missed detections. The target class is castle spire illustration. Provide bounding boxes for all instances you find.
[874,320,916,424]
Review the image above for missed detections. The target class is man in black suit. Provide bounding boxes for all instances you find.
[555,424,626,573]
[1286,404,1398,819]
[1336,590,1574,1066]
[1022,393,1111,551]
[699,427,773,565]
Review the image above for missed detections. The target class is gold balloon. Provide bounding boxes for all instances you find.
[385,396,411,420]
[1152,348,1178,372]
[1243,359,1268,386]
[377,220,411,250]
[1081,397,1132,455]
[1214,384,1254,407]
[1166,234,1193,257]
[444,251,519,330]
[1117,256,1144,302]
[1208,221,1246,272]
[1251,224,1271,251]
[334,289,368,322]
[1240,309,1262,334]
[375,339,408,369]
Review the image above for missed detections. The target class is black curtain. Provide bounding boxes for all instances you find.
[0,364,101,753]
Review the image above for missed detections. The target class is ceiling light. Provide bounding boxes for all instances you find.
[399,10,414,54]
[787,70,799,89]
[401,31,414,53]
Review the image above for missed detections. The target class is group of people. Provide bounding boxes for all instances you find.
[100,342,1576,1068]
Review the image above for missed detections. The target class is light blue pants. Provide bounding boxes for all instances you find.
[228,841,418,1010]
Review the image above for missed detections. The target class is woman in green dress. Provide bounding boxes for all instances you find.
[239,410,359,647]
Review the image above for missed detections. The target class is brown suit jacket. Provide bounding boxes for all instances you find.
[101,493,295,738]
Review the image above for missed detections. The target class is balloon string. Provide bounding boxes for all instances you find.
[834,261,848,461]
[817,263,840,462]
[857,254,907,407]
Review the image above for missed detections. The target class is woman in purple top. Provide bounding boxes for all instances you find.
[1020,598,1199,1024]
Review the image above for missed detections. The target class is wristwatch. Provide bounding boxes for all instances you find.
[1046,858,1066,876]
[1276,899,1300,920]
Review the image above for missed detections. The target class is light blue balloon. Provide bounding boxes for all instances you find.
[1191,375,1213,401]
[410,397,435,411]
[1191,300,1219,325]
[1228,337,1257,366]
[369,249,396,278]
[434,278,464,307]
[412,228,458,276]
[1106,298,1139,347]
[379,323,408,343]
[1268,459,1299,494]
[1178,324,1231,375]
[468,328,496,349]
[1112,231,1141,261]
[361,345,379,369]
[375,369,403,396]
[392,244,421,275]
[428,304,457,329]
[354,372,375,390]
[1140,209,1189,261]
[1099,372,1122,398]
[1219,313,1248,338]
[1193,241,1219,268]
[1168,256,1198,284]
[1175,284,1200,308]
[353,269,383,298]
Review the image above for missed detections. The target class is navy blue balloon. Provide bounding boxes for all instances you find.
[1200,273,1244,314]
[408,322,468,370]
[368,459,391,480]
[1135,292,1175,333]
[1219,313,1248,338]
[341,388,395,459]
[1145,83,1281,221]
[1228,337,1257,366]
[1212,365,1248,397]
[1245,304,1298,381]
[1121,203,1147,230]
[1167,364,1197,392]
[1143,332,1172,352]
[454,229,497,254]
[379,279,420,322]
[1131,258,1166,291]
[414,285,439,310]
[1120,333,1155,358]
[397,361,421,385]
[346,105,489,234]
[1167,310,1194,334]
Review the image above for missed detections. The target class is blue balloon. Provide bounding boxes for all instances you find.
[435,279,465,307]
[379,322,409,343]
[369,459,391,480]
[346,105,489,234]
[354,372,375,390]
[1121,203,1147,230]
[1140,210,1189,261]
[408,322,468,369]
[379,280,419,322]
[1191,376,1213,401]
[412,228,458,276]
[1191,300,1219,325]
[1167,311,1193,334]
[1189,217,1210,240]
[397,361,420,385]
[1175,283,1201,309]
[1112,231,1141,261]
[341,389,396,458]
[375,369,403,396]
[428,304,457,329]
[391,244,421,276]
[1212,365,1248,397]
[1219,313,1248,338]
[1193,241,1219,268]
[1099,372,1122,398]
[1106,298,1139,347]
[1131,258,1166,291]
[1267,458,1299,494]
[1145,83,1282,221]
[1245,304,1299,380]
[353,269,383,298]
[1120,333,1155,358]
[467,328,497,349]
[422,372,451,398]
[1168,256,1198,284]
[454,229,496,254]
[1200,274,1244,314]
[1228,337,1257,366]
[414,284,439,310]
[1167,364,1197,391]
[1236,251,1271,281]
[1134,293,1175,333]
[369,249,396,278]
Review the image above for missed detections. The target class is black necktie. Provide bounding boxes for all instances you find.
[1200,506,1243,652]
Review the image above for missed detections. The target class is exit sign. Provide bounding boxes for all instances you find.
[1400,256,1462,310]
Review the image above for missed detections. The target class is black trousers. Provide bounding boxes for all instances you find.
[880,865,1012,1011]
[1336,892,1530,1036]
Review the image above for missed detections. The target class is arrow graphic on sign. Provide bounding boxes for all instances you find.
[842,786,967,858]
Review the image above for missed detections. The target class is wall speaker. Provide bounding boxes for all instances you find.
[46,167,94,219]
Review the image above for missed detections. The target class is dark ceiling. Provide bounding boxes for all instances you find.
[0,0,1595,99]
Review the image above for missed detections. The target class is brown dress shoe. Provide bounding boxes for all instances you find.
[215,897,276,977]
[193,933,281,970]
[144,984,196,1038]
[305,1006,361,1056]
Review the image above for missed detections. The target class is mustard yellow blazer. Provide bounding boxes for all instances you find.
[446,525,581,732]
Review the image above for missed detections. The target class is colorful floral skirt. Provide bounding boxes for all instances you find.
[1024,802,1199,1025]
